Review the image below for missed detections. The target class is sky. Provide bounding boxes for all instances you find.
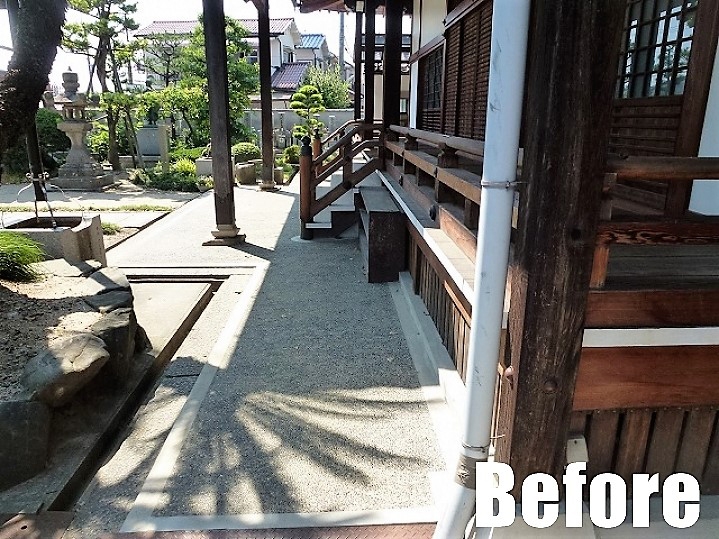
[0,0,396,89]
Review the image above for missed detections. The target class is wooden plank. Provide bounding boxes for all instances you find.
[675,408,716,481]
[702,415,719,494]
[436,167,482,204]
[497,0,625,491]
[257,2,274,185]
[606,156,719,182]
[353,10,362,120]
[644,409,685,482]
[436,204,477,262]
[597,220,719,246]
[614,409,652,485]
[586,410,620,481]
[363,3,376,125]
[382,0,402,130]
[573,346,719,410]
[585,289,719,328]
[569,411,587,435]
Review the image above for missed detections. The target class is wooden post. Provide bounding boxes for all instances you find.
[363,1,376,128]
[202,0,241,240]
[312,128,321,160]
[494,0,625,493]
[382,0,402,130]
[664,1,719,217]
[299,136,314,240]
[354,10,363,121]
[256,0,276,191]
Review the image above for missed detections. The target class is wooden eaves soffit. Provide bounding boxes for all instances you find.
[294,0,413,14]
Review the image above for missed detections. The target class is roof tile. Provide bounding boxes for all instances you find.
[270,62,311,91]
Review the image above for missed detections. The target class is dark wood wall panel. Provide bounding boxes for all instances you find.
[610,96,683,156]
[407,232,471,381]
[571,407,719,494]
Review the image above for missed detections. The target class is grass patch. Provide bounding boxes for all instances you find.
[102,222,122,235]
[0,204,174,212]
[0,231,45,282]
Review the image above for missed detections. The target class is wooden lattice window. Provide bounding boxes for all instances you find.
[442,0,493,140]
[418,47,443,132]
[617,0,699,98]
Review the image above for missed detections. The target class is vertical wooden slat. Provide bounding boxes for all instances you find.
[364,2,376,125]
[701,412,719,494]
[644,409,685,482]
[614,409,653,485]
[675,408,716,481]
[586,410,621,482]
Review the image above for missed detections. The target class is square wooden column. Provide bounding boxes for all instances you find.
[494,0,625,493]
[203,0,242,240]
[382,0,402,130]
[354,10,363,121]
[363,1,376,126]
[256,0,276,190]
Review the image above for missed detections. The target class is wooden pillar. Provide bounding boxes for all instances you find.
[383,0,402,130]
[494,0,625,492]
[354,10,363,121]
[664,1,719,217]
[363,2,376,126]
[256,0,276,190]
[299,136,313,240]
[202,0,241,240]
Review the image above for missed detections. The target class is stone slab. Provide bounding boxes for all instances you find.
[84,290,134,313]
[0,401,51,490]
[35,258,102,278]
[51,174,115,192]
[0,512,75,539]
[86,267,131,295]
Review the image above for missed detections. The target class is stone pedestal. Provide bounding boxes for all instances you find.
[136,127,161,157]
[54,121,114,191]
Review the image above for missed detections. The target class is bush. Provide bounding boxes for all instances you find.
[231,142,261,162]
[0,232,45,282]
[169,146,205,162]
[283,145,300,165]
[171,158,197,176]
[1,109,70,174]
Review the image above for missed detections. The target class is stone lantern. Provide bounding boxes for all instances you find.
[53,69,114,191]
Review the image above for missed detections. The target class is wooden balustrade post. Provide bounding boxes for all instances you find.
[312,128,322,160]
[405,134,418,150]
[437,144,458,168]
[299,136,314,240]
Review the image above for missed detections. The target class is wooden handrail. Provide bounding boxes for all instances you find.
[322,119,383,146]
[606,156,719,181]
[312,139,381,187]
[314,123,382,166]
[389,125,485,158]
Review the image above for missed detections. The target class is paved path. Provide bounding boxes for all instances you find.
[64,181,454,538]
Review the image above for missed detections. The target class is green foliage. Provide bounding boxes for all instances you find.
[303,65,350,109]
[0,232,45,282]
[169,145,205,163]
[290,85,325,138]
[102,222,122,235]
[87,124,110,161]
[231,142,261,162]
[282,145,300,165]
[137,17,259,147]
[128,166,202,192]
[2,109,70,174]
[170,157,196,176]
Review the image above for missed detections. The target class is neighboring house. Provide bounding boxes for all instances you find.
[133,18,333,95]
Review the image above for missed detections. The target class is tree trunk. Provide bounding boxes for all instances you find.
[0,0,67,158]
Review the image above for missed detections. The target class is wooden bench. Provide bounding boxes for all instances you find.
[355,186,406,283]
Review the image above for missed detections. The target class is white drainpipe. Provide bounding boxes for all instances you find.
[432,1,531,538]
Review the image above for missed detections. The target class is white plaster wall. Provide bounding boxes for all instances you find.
[270,39,282,69]
[420,0,446,47]
[689,41,719,215]
[374,75,384,120]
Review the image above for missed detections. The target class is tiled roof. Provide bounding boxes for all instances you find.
[271,62,311,91]
[298,34,326,49]
[135,18,294,37]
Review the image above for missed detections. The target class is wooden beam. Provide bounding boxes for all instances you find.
[597,220,719,246]
[354,11,363,121]
[382,0,402,130]
[202,0,238,237]
[257,1,275,190]
[363,2,376,126]
[494,0,625,491]
[607,156,719,181]
[574,346,719,410]
[665,0,719,217]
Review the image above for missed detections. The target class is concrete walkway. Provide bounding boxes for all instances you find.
[64,181,456,538]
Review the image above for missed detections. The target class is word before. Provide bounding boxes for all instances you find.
[476,462,700,529]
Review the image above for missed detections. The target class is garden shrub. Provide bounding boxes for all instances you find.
[0,232,45,282]
[171,158,197,176]
[283,145,300,165]
[169,146,205,162]
[231,142,261,162]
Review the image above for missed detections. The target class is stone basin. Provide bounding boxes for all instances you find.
[5,215,107,266]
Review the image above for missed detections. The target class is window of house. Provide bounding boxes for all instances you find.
[617,0,699,98]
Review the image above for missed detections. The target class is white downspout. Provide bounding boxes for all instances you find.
[432,2,531,539]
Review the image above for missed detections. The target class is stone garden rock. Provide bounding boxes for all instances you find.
[85,266,131,296]
[0,400,51,489]
[134,323,152,353]
[21,333,110,407]
[84,289,134,313]
[91,308,137,381]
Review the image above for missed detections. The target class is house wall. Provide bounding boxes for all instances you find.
[689,38,719,215]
